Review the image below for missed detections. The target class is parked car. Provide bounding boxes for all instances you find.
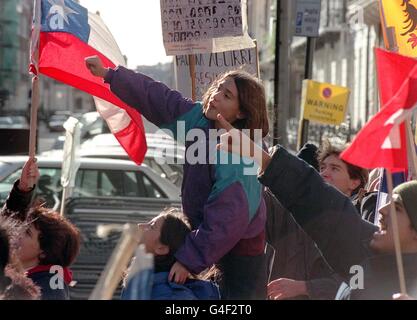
[0,115,29,129]
[0,155,181,299]
[48,112,72,132]
[46,131,185,187]
[80,133,185,187]
[53,111,160,147]
[0,155,180,209]
[79,111,110,139]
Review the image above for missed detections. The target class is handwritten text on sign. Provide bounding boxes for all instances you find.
[175,47,258,100]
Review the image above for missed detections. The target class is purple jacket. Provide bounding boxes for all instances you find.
[105,67,266,273]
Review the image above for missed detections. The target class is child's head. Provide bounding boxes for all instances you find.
[17,206,81,269]
[203,70,269,138]
[138,208,191,257]
[0,217,41,300]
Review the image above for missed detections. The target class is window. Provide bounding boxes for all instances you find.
[0,166,61,207]
[75,97,83,111]
[142,174,163,198]
[124,172,141,197]
[75,170,98,197]
[1,167,61,192]
[74,169,167,199]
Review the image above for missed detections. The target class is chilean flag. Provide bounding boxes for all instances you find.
[341,48,417,172]
[30,0,147,164]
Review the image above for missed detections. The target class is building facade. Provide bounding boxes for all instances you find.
[248,0,384,149]
[0,0,94,118]
[290,0,382,147]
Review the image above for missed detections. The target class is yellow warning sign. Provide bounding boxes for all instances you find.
[301,79,350,126]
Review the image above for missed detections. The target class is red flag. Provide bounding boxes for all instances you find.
[341,48,417,171]
[31,0,147,164]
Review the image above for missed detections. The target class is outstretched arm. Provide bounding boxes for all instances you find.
[216,116,377,278]
[85,56,197,129]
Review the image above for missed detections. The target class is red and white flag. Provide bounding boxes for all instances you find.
[31,0,147,164]
[341,48,417,172]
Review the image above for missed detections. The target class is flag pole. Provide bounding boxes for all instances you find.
[28,0,41,187]
[386,169,407,295]
[377,0,406,293]
[29,77,40,159]
[405,119,417,179]
[188,54,196,101]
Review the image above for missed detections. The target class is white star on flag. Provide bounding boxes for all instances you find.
[47,0,78,26]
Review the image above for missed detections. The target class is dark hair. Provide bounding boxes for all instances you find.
[0,226,11,289]
[157,208,219,280]
[202,70,269,139]
[0,220,40,300]
[28,206,80,267]
[318,140,369,193]
[159,208,191,255]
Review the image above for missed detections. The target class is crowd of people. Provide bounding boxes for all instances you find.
[1,55,416,300]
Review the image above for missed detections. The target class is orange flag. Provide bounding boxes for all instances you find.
[379,0,417,57]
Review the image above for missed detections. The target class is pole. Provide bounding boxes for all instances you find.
[189,54,196,101]
[405,120,417,179]
[297,37,316,150]
[29,77,40,158]
[27,0,41,188]
[60,187,67,216]
[386,169,407,295]
[254,40,260,78]
[273,0,281,145]
[27,76,40,188]
[376,0,407,295]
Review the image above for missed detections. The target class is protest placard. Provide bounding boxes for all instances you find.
[160,0,254,55]
[175,45,259,100]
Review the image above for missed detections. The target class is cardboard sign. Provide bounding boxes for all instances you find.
[301,80,350,126]
[160,0,254,55]
[175,46,259,100]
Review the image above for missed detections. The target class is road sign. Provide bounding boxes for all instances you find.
[294,0,321,37]
[301,80,350,126]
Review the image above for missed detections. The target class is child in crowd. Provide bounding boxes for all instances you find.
[122,208,220,300]
[2,157,81,300]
